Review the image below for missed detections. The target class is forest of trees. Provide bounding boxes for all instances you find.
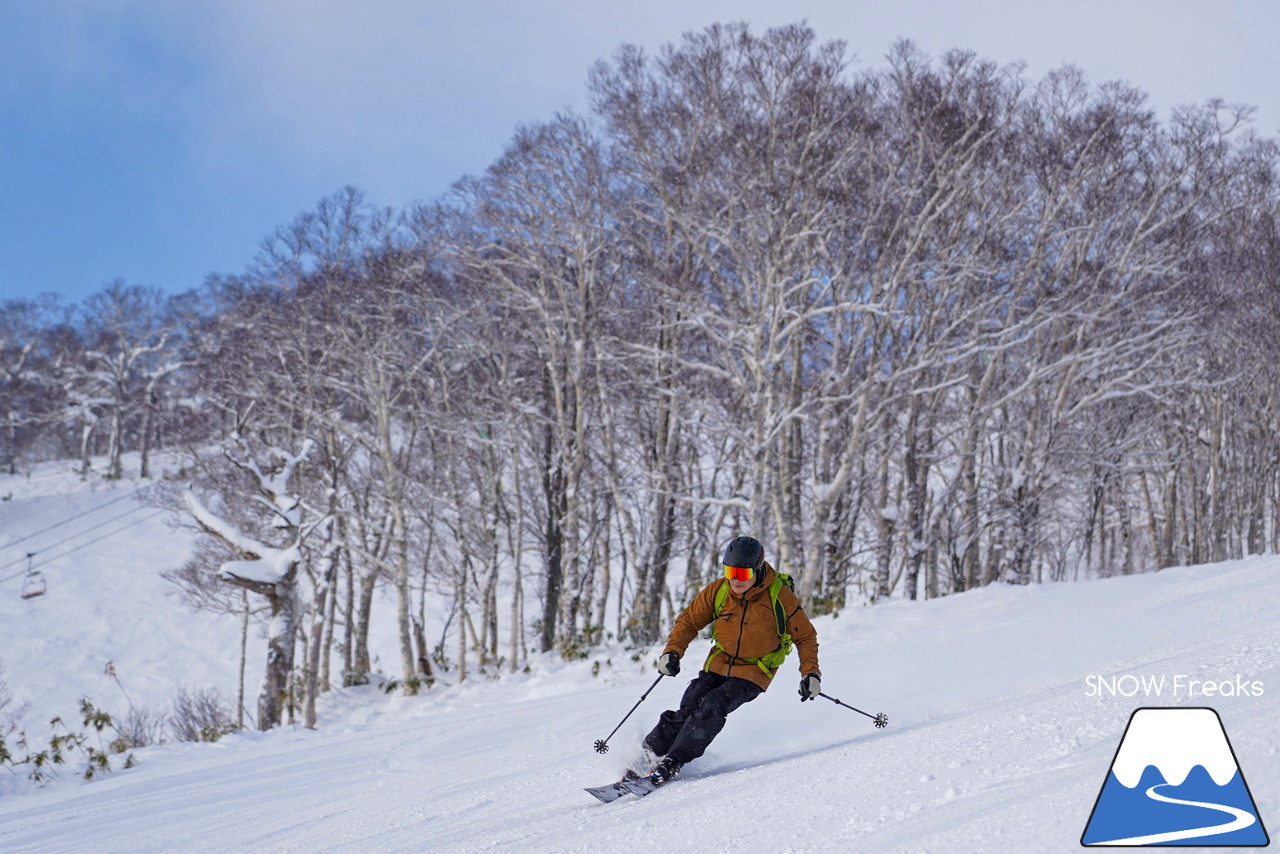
[3,25,1278,727]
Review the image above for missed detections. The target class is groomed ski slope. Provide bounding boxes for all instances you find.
[1,465,1277,852]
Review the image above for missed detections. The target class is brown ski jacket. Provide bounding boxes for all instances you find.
[662,562,820,692]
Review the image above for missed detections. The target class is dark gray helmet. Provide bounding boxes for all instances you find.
[722,536,765,574]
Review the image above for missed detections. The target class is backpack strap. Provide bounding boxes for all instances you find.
[706,574,795,679]
[713,578,731,617]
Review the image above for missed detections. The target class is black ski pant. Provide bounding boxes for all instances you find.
[643,671,763,765]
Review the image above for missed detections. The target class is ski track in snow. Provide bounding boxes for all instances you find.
[1,459,1277,852]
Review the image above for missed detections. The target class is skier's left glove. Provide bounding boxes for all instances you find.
[657,651,681,676]
[799,673,821,701]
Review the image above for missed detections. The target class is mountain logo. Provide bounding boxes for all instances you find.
[1081,707,1269,847]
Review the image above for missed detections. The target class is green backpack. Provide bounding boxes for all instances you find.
[706,573,795,679]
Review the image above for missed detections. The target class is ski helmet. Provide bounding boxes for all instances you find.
[722,536,765,577]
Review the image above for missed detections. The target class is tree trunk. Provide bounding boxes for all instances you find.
[303,546,340,729]
[257,573,298,730]
[540,423,565,653]
[238,590,249,729]
[873,441,895,602]
[353,570,376,677]
[412,617,435,687]
[139,393,156,479]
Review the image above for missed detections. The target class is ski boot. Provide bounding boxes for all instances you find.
[648,757,682,786]
[622,746,660,782]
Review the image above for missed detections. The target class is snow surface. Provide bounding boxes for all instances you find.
[1,458,1278,853]
[0,460,251,734]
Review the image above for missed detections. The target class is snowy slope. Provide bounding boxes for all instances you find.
[0,457,408,737]
[1,462,1278,852]
[0,457,252,733]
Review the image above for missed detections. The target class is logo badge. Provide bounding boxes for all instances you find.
[1082,707,1269,847]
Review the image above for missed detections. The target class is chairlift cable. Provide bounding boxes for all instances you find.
[27,509,170,573]
[0,503,150,573]
[0,509,168,588]
[0,487,147,554]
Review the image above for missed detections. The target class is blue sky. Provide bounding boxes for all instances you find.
[2,1,1276,305]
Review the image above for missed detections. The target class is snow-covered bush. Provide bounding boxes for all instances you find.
[0,662,31,737]
[116,704,168,748]
[169,686,236,743]
[0,698,134,783]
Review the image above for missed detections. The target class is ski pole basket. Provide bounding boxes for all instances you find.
[818,692,887,728]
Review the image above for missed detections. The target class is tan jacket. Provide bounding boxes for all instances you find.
[663,562,820,691]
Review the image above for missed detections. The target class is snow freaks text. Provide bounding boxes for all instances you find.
[1085,674,1265,699]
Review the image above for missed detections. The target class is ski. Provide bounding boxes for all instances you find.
[620,776,662,797]
[586,768,658,803]
[584,780,635,803]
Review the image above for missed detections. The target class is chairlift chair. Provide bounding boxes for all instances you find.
[21,553,46,599]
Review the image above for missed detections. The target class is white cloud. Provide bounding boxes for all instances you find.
[7,0,1277,211]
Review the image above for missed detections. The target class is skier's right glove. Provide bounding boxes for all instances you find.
[799,673,821,701]
[657,651,681,676]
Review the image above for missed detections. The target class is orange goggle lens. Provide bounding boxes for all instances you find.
[724,564,754,582]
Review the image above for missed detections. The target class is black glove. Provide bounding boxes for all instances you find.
[657,651,681,676]
[799,673,820,701]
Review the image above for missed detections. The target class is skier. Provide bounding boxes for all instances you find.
[636,535,821,786]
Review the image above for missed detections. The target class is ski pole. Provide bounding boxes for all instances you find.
[593,674,665,754]
[818,692,888,728]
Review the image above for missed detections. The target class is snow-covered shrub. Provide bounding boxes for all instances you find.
[0,662,31,737]
[169,686,235,743]
[117,704,168,748]
[0,698,134,783]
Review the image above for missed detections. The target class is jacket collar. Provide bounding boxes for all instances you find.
[741,562,776,599]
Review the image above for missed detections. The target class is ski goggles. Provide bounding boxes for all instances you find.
[724,564,755,582]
